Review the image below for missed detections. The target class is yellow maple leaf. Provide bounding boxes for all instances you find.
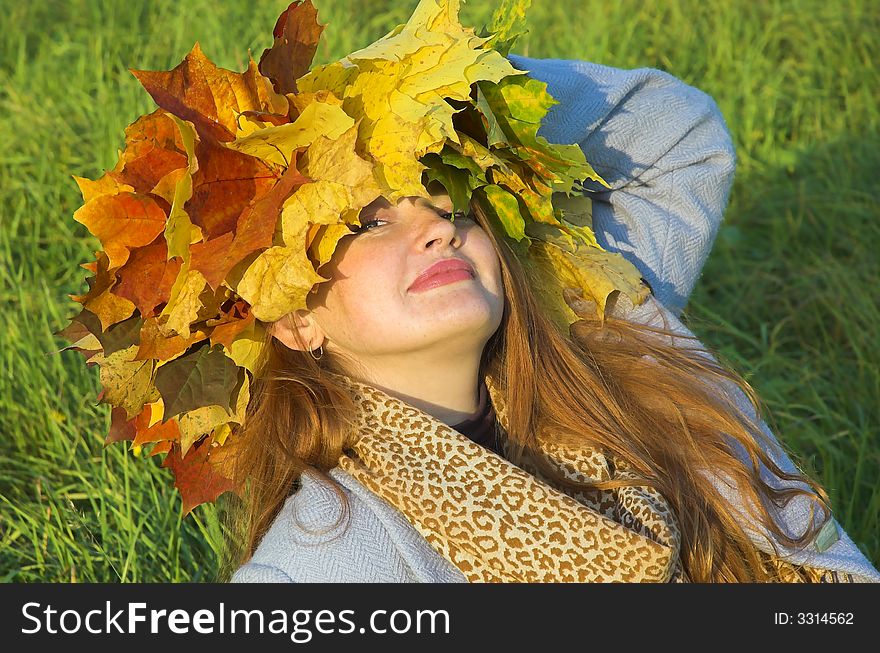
[178,404,230,457]
[159,116,203,262]
[148,397,165,427]
[297,0,522,202]
[236,228,328,323]
[529,240,649,328]
[225,95,354,166]
[91,345,159,420]
[226,322,266,374]
[159,265,208,338]
[72,175,134,203]
[308,222,355,271]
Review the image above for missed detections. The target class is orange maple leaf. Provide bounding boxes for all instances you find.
[69,252,136,331]
[207,301,256,349]
[132,404,180,448]
[162,440,237,515]
[130,42,289,142]
[186,138,281,239]
[115,238,183,318]
[135,317,208,361]
[190,155,311,289]
[73,192,168,270]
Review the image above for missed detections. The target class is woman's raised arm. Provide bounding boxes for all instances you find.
[507,55,736,316]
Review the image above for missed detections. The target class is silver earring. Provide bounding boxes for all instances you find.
[309,344,324,361]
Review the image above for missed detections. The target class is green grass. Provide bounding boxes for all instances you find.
[1,0,877,581]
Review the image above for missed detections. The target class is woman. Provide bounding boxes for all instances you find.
[64,0,878,583]
[225,51,879,582]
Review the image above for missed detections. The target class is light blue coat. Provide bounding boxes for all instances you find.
[232,56,880,583]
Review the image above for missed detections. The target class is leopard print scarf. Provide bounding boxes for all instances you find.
[331,370,687,583]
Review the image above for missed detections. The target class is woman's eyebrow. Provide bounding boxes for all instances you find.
[414,196,452,211]
[356,197,448,222]
[357,199,390,219]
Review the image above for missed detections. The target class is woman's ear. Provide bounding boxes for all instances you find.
[269,309,324,352]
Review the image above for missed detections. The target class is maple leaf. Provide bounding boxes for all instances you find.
[89,344,159,420]
[224,319,267,374]
[161,439,237,515]
[130,43,288,142]
[160,116,201,261]
[106,406,137,445]
[296,0,523,202]
[111,111,190,194]
[480,0,533,57]
[503,171,557,226]
[306,222,354,271]
[73,192,168,270]
[237,227,328,322]
[451,132,514,176]
[258,0,325,96]
[158,266,210,340]
[148,441,173,458]
[72,174,135,205]
[225,92,352,167]
[481,184,526,241]
[153,343,241,420]
[114,238,183,318]
[135,316,207,362]
[421,153,473,214]
[98,314,143,356]
[176,370,250,456]
[131,399,181,448]
[55,308,102,354]
[207,300,255,349]
[477,75,606,188]
[277,123,382,235]
[188,153,310,292]
[187,138,283,240]
[551,191,595,230]
[178,404,232,457]
[68,252,136,332]
[528,238,649,327]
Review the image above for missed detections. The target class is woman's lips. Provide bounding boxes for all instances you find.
[408,268,475,293]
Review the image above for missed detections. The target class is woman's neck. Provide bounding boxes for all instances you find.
[347,364,484,426]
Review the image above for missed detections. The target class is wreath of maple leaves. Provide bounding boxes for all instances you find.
[58,0,648,515]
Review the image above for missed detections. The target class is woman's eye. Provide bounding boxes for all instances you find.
[349,219,386,234]
[348,210,472,234]
[438,210,473,222]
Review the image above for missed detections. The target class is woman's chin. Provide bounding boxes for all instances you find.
[415,302,500,338]
[412,288,495,313]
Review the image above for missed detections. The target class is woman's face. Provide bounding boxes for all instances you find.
[303,192,505,367]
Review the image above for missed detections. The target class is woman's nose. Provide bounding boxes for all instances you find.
[420,214,461,249]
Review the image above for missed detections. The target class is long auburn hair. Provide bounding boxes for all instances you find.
[218,198,833,583]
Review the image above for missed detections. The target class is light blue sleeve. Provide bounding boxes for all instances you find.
[226,471,447,583]
[231,562,295,583]
[506,55,737,316]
